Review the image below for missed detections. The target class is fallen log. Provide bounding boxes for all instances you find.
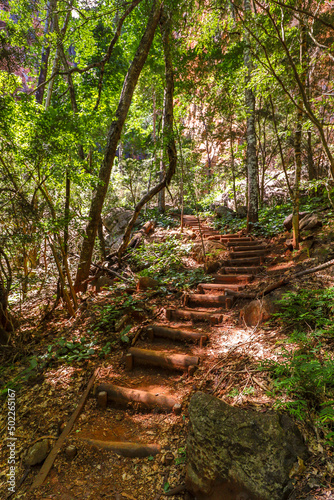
[166,308,223,324]
[93,382,179,412]
[80,438,160,458]
[127,347,199,373]
[258,258,334,297]
[183,293,234,309]
[146,325,207,344]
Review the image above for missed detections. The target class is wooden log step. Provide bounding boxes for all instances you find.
[183,293,234,309]
[231,245,267,252]
[93,382,179,412]
[146,325,208,345]
[212,274,254,283]
[166,308,223,324]
[220,234,248,239]
[206,235,223,241]
[197,283,244,293]
[229,249,268,258]
[225,257,263,266]
[227,240,263,247]
[221,234,253,244]
[223,266,264,274]
[127,347,199,373]
[80,438,161,458]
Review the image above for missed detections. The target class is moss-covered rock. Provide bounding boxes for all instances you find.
[186,392,308,500]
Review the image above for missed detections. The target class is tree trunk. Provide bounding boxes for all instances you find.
[230,122,238,212]
[45,3,73,109]
[36,0,55,104]
[244,0,258,232]
[64,168,70,257]
[292,9,307,250]
[117,8,177,260]
[307,130,316,180]
[74,0,162,291]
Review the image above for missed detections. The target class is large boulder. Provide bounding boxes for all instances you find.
[283,212,308,231]
[236,205,247,218]
[191,240,227,264]
[240,294,278,326]
[186,392,308,500]
[103,208,133,235]
[215,205,236,218]
[299,213,322,232]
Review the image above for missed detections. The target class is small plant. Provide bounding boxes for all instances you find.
[260,288,334,446]
[175,447,187,465]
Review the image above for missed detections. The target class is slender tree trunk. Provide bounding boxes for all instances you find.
[36,0,55,104]
[45,3,73,109]
[98,217,106,260]
[158,91,166,214]
[230,122,238,212]
[117,7,177,260]
[244,0,258,232]
[307,130,316,180]
[292,9,307,250]
[269,95,293,197]
[64,168,70,257]
[74,0,162,290]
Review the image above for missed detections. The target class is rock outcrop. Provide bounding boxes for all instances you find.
[283,212,309,231]
[186,392,308,500]
[240,293,280,327]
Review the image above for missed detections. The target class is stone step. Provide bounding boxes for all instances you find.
[184,293,234,309]
[212,274,254,283]
[197,283,245,293]
[223,266,264,274]
[93,382,180,413]
[166,308,223,324]
[229,249,268,258]
[225,257,263,266]
[146,325,208,345]
[126,347,199,374]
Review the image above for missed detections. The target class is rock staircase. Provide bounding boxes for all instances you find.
[83,214,272,492]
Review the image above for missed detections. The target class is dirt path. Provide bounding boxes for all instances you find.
[25,217,275,500]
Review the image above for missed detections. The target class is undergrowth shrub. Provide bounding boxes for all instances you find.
[128,236,212,289]
[260,288,334,445]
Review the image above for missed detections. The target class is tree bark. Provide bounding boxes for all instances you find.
[244,0,258,232]
[36,0,55,104]
[292,8,307,250]
[74,0,162,291]
[117,8,177,260]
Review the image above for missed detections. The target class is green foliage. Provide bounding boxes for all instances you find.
[175,447,187,465]
[140,208,179,228]
[129,236,211,289]
[261,288,334,445]
[44,336,98,363]
[274,288,334,336]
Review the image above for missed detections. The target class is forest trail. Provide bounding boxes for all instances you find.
[57,216,274,500]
